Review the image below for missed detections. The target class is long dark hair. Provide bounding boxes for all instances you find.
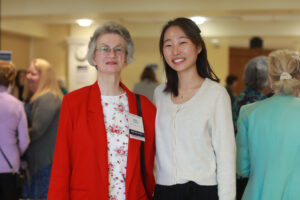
[15,69,26,87]
[159,17,219,96]
[140,66,158,82]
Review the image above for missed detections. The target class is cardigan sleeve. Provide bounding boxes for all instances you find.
[211,88,236,200]
[48,95,72,200]
[236,106,251,177]
[17,102,30,155]
[29,93,61,142]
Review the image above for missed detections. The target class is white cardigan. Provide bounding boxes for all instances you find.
[154,78,236,200]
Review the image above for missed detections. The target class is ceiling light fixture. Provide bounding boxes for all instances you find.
[76,19,93,27]
[211,38,219,44]
[190,16,206,25]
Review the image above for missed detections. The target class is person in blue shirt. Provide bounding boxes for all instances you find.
[236,49,300,200]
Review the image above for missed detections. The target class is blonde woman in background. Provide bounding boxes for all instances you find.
[0,60,30,200]
[21,58,63,200]
[236,49,300,200]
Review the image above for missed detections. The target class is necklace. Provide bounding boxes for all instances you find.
[172,78,205,104]
[177,90,192,100]
[177,78,204,100]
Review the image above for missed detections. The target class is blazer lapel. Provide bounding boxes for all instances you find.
[86,81,141,194]
[87,82,109,191]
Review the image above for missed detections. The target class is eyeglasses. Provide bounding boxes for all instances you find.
[95,45,125,55]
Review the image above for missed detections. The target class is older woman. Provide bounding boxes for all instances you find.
[236,49,300,199]
[0,60,29,200]
[48,22,156,200]
[232,56,270,132]
[232,56,270,199]
[21,58,63,199]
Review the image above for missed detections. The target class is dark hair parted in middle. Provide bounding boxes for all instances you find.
[140,66,158,82]
[226,74,238,85]
[159,17,219,96]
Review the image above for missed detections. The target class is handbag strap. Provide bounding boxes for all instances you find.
[0,145,16,173]
[135,94,146,187]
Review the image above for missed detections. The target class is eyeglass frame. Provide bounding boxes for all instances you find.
[95,44,126,56]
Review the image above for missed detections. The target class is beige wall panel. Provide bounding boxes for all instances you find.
[121,37,162,90]
[206,40,229,86]
[1,32,30,69]
[31,25,70,85]
[294,43,300,53]
[2,20,49,38]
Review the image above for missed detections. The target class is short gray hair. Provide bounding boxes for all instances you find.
[86,22,134,66]
[243,56,269,90]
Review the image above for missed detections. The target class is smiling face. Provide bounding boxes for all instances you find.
[162,26,201,74]
[93,33,127,74]
[26,63,41,93]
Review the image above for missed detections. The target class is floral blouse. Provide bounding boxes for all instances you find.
[101,93,129,200]
[232,86,266,133]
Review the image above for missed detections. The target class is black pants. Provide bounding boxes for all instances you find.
[154,181,218,200]
[236,178,248,200]
[0,173,17,200]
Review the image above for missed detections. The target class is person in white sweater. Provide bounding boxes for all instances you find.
[154,17,236,200]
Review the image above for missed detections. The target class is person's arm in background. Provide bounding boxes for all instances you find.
[17,102,30,155]
[141,96,156,199]
[29,93,61,142]
[48,95,72,199]
[211,89,236,200]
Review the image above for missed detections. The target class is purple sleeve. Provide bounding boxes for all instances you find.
[18,103,30,155]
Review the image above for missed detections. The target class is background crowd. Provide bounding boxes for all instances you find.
[0,18,300,200]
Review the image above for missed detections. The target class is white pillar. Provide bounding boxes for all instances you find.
[67,37,97,92]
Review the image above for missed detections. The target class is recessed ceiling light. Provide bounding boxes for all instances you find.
[190,16,206,25]
[211,38,219,44]
[76,19,93,27]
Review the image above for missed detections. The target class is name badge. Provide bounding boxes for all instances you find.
[128,112,145,141]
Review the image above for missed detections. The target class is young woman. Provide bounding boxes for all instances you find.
[154,17,236,200]
[232,56,269,133]
[48,22,156,200]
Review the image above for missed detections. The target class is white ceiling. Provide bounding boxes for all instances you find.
[3,0,300,49]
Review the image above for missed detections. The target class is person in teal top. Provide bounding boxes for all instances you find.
[236,49,300,200]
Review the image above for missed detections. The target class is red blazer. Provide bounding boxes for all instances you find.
[47,82,156,200]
